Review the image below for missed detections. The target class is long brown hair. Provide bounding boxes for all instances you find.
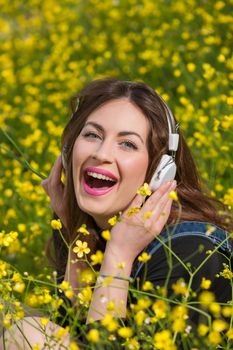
[52,78,232,276]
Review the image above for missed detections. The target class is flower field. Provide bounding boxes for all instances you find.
[0,0,233,349]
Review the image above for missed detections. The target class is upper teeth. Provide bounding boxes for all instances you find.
[87,171,116,182]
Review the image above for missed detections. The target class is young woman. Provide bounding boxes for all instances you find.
[1,78,232,349]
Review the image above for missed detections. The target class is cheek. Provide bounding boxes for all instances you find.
[123,155,149,183]
[72,141,85,178]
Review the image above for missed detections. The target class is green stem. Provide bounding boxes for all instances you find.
[0,129,47,180]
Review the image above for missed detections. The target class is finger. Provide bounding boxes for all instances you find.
[41,178,49,193]
[134,180,174,208]
[48,155,64,187]
[143,197,173,235]
[152,198,173,236]
[122,192,147,221]
[143,180,176,210]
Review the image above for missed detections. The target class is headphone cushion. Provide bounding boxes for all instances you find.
[149,154,176,191]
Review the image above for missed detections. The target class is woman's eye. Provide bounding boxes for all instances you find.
[83,132,101,139]
[120,141,138,150]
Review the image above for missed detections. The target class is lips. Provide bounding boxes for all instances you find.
[82,167,118,196]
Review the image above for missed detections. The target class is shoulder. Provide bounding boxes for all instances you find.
[132,221,232,302]
[144,220,232,259]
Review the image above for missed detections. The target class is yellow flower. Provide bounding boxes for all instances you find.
[80,269,96,285]
[98,275,114,287]
[127,207,140,216]
[152,300,168,319]
[132,298,152,312]
[54,326,69,340]
[90,250,103,265]
[68,341,80,350]
[222,306,233,318]
[186,62,196,72]
[172,279,189,296]
[77,224,89,235]
[73,240,90,258]
[107,301,115,311]
[200,277,212,289]
[208,331,221,345]
[219,266,233,279]
[118,327,133,339]
[117,261,125,269]
[171,305,188,320]
[0,230,18,247]
[212,319,228,332]
[142,281,154,291]
[108,215,118,226]
[3,314,11,328]
[40,318,49,326]
[205,225,216,236]
[59,281,74,299]
[199,291,215,307]
[168,190,178,201]
[143,211,153,219]
[50,219,62,230]
[137,183,152,197]
[209,302,221,316]
[101,230,111,241]
[101,313,118,332]
[125,338,140,350]
[226,329,233,340]
[134,310,146,326]
[138,252,151,262]
[198,323,209,336]
[172,319,186,332]
[32,344,41,350]
[87,329,100,343]
[78,286,92,307]
[13,281,25,293]
[12,273,25,293]
[154,330,176,350]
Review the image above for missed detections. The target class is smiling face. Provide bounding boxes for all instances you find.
[72,98,149,228]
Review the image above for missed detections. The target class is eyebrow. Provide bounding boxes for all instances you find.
[84,121,145,144]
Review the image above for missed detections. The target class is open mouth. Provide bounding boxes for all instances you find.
[85,172,117,188]
[83,170,118,195]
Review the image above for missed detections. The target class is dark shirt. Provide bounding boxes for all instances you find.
[53,221,232,335]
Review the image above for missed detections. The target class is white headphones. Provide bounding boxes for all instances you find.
[149,98,179,191]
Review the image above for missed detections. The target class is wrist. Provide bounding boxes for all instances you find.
[105,241,136,264]
[100,244,134,278]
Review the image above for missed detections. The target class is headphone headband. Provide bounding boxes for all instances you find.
[159,96,179,152]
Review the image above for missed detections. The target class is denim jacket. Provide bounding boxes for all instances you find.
[132,221,233,279]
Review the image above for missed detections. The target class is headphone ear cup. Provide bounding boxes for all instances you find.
[149,154,176,191]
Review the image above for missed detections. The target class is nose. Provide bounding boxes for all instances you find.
[92,140,114,163]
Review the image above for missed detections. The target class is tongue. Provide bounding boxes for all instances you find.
[89,177,115,189]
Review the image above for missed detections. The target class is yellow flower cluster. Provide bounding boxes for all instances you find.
[0,230,18,247]
[0,0,233,348]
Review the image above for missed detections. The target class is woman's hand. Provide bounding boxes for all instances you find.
[105,180,176,266]
[41,155,67,227]
[88,181,176,322]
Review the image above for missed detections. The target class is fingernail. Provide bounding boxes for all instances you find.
[169,180,176,189]
[172,180,177,188]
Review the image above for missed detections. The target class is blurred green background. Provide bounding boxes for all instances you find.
[0,0,232,276]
